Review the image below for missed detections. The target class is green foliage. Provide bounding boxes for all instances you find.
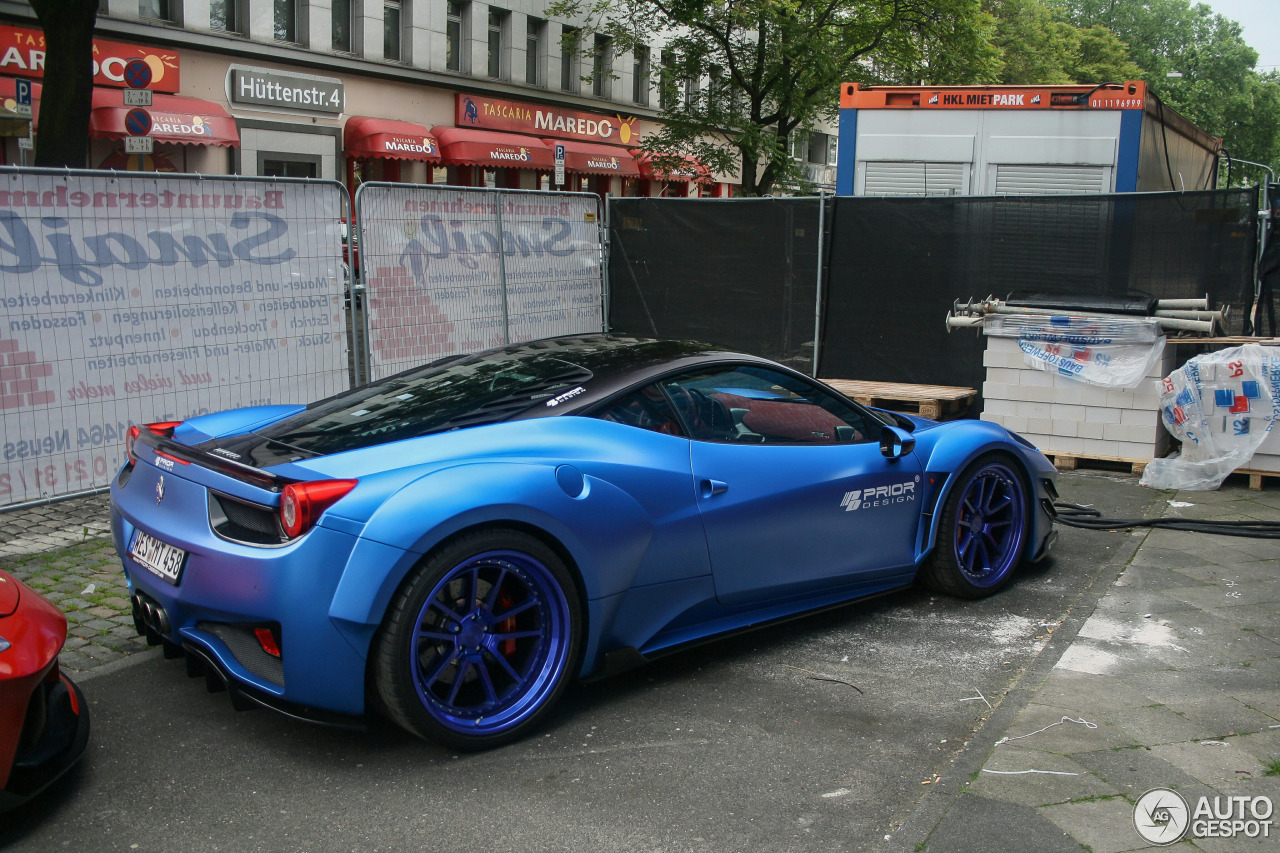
[1053,0,1280,183]
[549,0,992,195]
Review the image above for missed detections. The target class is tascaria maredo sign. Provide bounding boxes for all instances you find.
[0,23,181,92]
[457,94,640,145]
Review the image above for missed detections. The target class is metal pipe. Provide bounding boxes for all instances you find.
[812,191,827,376]
[1155,297,1209,310]
[945,312,985,331]
[1153,308,1228,322]
[1157,317,1217,334]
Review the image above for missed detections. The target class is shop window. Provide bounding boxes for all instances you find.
[140,0,177,21]
[446,1,464,71]
[633,46,649,106]
[261,156,319,178]
[561,27,579,93]
[526,18,543,86]
[381,0,401,60]
[210,0,246,34]
[592,35,612,99]
[274,0,297,43]
[488,9,507,78]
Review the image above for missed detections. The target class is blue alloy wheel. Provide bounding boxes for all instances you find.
[373,528,581,749]
[919,454,1029,599]
[410,550,571,735]
[952,463,1026,587]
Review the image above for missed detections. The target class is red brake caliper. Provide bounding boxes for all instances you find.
[497,592,517,657]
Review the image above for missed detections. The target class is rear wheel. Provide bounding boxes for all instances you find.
[373,528,581,750]
[919,454,1029,599]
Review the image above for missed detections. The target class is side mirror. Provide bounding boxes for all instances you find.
[879,425,916,460]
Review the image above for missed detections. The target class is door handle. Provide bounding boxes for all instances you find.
[699,478,729,498]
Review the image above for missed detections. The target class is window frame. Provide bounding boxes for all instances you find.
[384,0,404,62]
[632,45,650,106]
[592,34,612,99]
[273,0,298,43]
[210,0,246,34]
[487,8,508,79]
[526,17,544,86]
[446,0,464,71]
[560,26,580,93]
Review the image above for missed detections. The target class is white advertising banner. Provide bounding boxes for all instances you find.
[0,170,350,506]
[356,185,604,380]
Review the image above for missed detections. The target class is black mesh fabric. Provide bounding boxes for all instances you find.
[604,190,1257,396]
[819,189,1257,392]
[607,197,828,375]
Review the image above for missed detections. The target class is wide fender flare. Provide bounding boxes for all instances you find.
[914,422,1043,558]
[327,461,654,637]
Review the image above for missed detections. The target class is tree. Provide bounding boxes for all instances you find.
[983,0,1140,85]
[30,0,100,168]
[550,0,991,196]
[1053,0,1280,183]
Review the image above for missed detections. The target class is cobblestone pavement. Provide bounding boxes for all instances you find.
[0,492,150,672]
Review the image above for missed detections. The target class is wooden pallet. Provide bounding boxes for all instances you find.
[1042,452,1152,476]
[822,379,976,421]
[1235,468,1280,491]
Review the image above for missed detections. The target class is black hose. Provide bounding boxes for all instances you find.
[1051,500,1280,539]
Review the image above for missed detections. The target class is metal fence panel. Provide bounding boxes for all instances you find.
[0,167,350,507]
[355,183,605,382]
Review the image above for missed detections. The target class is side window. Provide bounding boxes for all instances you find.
[594,385,684,436]
[659,365,875,444]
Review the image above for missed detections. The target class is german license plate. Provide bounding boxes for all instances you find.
[129,529,187,585]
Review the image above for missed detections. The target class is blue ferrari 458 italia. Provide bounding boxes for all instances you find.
[111,335,1058,748]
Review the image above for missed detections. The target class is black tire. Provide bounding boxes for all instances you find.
[918,453,1031,599]
[372,527,582,750]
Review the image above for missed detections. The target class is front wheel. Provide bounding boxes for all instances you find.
[919,454,1030,599]
[372,528,581,750]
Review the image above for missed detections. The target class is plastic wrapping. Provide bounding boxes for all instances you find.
[984,314,1166,388]
[1140,344,1280,490]
[1015,337,1168,388]
[983,314,1163,344]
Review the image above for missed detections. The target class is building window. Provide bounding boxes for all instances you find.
[526,17,543,86]
[385,0,403,61]
[659,50,675,109]
[592,35,612,98]
[827,135,838,166]
[807,133,829,165]
[488,9,507,79]
[331,0,351,51]
[633,46,649,106]
[789,133,807,161]
[561,26,579,93]
[446,1,463,71]
[210,0,245,33]
[140,0,175,21]
[274,0,297,42]
[683,73,698,109]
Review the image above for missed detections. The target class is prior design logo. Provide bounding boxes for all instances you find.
[840,478,917,511]
[545,386,585,407]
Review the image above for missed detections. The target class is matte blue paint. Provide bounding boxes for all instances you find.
[1116,110,1142,193]
[110,378,1056,722]
[177,404,306,443]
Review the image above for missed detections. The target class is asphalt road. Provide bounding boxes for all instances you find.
[1,472,1164,852]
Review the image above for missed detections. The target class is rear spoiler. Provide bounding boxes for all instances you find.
[134,429,297,492]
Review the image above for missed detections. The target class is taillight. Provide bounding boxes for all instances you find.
[279,479,358,539]
[125,421,182,464]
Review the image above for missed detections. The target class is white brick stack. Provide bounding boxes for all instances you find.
[1245,429,1280,474]
[979,337,1175,461]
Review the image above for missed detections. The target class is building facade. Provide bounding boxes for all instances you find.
[0,0,738,198]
